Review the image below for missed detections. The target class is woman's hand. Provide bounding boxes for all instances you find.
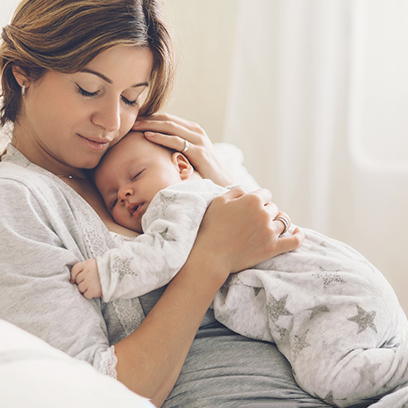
[194,187,304,277]
[133,113,233,187]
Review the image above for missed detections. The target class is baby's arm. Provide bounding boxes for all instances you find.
[71,258,102,300]
[96,181,227,303]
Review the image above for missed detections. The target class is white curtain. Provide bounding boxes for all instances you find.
[224,0,408,313]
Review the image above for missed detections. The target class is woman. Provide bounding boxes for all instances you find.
[0,1,333,407]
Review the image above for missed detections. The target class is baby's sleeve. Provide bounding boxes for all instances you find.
[97,186,211,302]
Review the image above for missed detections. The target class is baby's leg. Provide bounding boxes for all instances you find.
[260,229,408,406]
[285,300,408,407]
[214,267,408,407]
[213,273,274,342]
[213,227,408,407]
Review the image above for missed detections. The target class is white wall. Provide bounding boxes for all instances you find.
[0,0,19,27]
[164,0,238,142]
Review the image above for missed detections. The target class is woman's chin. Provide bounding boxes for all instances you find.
[78,155,106,170]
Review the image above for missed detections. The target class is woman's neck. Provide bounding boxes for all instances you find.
[12,125,87,180]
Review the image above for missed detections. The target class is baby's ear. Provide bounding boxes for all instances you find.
[171,152,194,180]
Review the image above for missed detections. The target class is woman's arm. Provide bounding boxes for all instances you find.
[133,113,234,187]
[0,177,113,369]
[114,187,304,407]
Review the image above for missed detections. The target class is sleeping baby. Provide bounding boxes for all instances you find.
[71,131,408,407]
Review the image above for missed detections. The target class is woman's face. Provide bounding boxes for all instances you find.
[14,45,153,174]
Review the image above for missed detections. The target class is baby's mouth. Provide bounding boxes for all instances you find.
[128,203,142,217]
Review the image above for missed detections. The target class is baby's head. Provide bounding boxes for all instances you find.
[94,131,196,233]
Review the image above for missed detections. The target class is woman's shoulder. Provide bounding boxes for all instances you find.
[0,146,114,257]
[0,148,89,231]
[2,145,50,185]
[0,163,71,219]
[1,160,47,185]
[0,145,76,204]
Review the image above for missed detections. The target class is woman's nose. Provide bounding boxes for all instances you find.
[92,98,121,132]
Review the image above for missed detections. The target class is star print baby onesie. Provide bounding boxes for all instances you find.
[96,179,408,408]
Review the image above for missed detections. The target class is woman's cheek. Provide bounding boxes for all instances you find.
[122,108,140,134]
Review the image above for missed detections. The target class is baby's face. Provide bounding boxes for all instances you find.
[95,132,186,233]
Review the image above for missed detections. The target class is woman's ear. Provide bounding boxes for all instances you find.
[12,65,30,90]
[171,152,194,180]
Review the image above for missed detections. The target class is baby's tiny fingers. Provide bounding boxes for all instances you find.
[70,264,82,283]
[77,280,89,294]
[83,289,94,300]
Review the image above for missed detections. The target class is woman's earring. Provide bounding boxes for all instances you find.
[21,82,26,97]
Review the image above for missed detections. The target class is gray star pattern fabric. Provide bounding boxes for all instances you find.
[97,178,408,407]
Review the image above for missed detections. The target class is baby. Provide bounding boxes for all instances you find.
[71,131,408,407]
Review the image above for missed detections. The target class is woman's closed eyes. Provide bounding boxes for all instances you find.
[76,84,139,107]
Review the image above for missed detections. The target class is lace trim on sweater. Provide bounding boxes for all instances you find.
[98,345,118,379]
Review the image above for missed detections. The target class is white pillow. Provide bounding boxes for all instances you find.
[214,142,261,191]
[0,319,155,408]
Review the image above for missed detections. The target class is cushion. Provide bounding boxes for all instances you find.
[0,319,154,408]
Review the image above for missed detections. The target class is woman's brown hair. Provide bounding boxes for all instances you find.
[0,0,175,126]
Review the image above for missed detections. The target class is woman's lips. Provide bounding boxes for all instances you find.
[78,134,110,151]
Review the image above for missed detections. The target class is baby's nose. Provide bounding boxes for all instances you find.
[118,187,133,203]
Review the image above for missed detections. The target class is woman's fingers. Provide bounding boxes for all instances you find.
[226,187,272,202]
[134,113,203,146]
[135,112,200,135]
[223,186,247,199]
[272,211,291,236]
[143,131,192,152]
[274,227,304,255]
[134,113,210,171]
[135,112,234,186]
[232,190,303,261]
[252,188,274,205]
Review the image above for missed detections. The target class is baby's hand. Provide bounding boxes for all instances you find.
[70,259,102,300]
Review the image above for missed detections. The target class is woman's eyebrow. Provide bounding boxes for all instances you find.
[80,68,148,88]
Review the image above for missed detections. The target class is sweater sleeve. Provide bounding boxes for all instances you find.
[96,182,213,302]
[0,177,111,372]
